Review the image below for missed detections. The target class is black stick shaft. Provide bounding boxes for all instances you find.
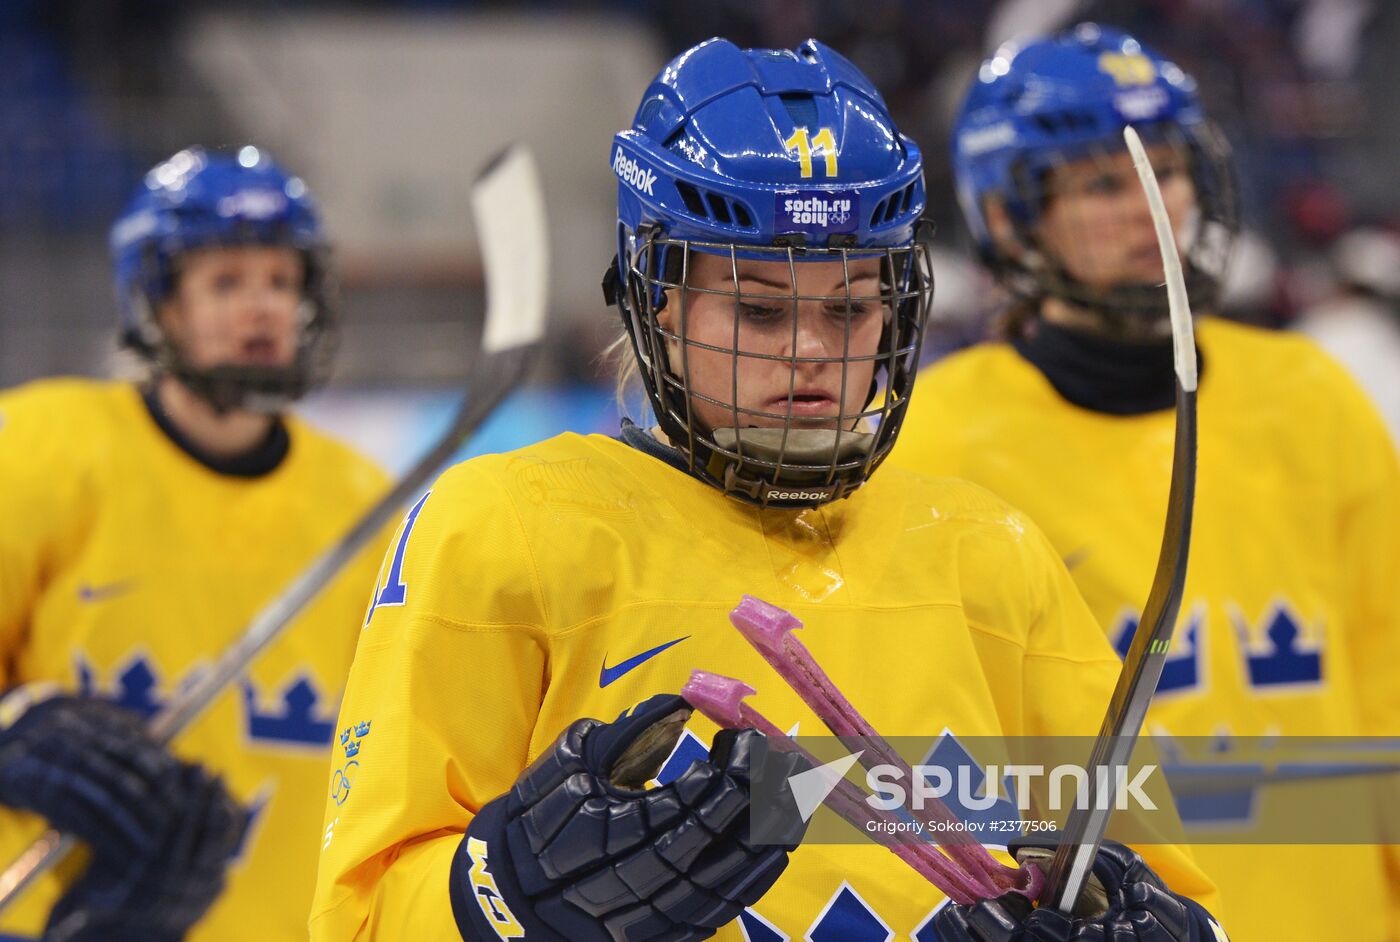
[1040,383,1197,911]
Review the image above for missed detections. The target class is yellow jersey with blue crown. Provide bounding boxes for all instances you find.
[890,317,1400,942]
[0,378,390,941]
[310,430,1220,941]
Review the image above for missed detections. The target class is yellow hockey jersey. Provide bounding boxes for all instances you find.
[890,317,1400,942]
[0,378,390,941]
[310,430,1221,941]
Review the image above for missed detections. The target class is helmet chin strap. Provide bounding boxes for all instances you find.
[160,345,310,416]
[704,426,877,507]
[1039,287,1175,343]
[1006,184,1231,343]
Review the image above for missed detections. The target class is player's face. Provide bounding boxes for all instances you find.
[1035,143,1196,290]
[158,245,304,369]
[660,251,885,433]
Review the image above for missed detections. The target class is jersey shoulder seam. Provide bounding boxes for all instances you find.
[393,609,549,645]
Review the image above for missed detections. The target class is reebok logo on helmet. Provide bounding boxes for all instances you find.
[767,488,835,502]
[613,147,657,197]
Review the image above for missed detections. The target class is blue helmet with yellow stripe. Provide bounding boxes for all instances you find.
[952,24,1237,326]
[612,37,925,251]
[604,38,934,508]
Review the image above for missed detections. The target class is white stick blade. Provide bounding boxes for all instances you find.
[471,144,548,353]
[1123,125,1198,392]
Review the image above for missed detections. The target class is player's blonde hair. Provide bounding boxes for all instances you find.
[601,332,650,423]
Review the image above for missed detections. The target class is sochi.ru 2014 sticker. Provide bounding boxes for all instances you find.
[775,190,859,234]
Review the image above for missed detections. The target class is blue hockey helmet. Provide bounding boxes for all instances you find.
[952,24,1237,330]
[110,146,335,412]
[604,37,935,508]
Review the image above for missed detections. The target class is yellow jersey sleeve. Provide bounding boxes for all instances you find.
[0,382,98,687]
[310,461,549,941]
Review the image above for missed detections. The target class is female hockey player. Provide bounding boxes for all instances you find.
[311,38,1228,942]
[0,148,389,940]
[890,25,1400,942]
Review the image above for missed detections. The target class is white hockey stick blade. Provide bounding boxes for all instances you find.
[474,144,548,355]
[1124,125,1197,391]
[0,142,550,916]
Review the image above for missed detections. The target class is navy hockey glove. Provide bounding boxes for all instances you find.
[932,839,1228,942]
[0,686,248,942]
[449,693,808,942]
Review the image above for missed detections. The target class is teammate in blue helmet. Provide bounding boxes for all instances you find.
[0,147,388,940]
[311,38,1221,942]
[110,146,335,414]
[893,24,1400,942]
[947,23,1236,339]
[603,36,933,507]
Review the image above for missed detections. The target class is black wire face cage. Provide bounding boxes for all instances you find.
[996,121,1238,337]
[127,241,338,415]
[619,223,935,509]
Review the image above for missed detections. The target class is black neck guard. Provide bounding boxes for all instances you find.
[142,385,290,478]
[1012,319,1204,416]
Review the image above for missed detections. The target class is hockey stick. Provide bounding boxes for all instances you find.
[1037,125,1200,914]
[719,596,1037,898]
[0,143,549,914]
[684,669,998,904]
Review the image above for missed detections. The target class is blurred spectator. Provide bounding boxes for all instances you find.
[1218,228,1281,326]
[1293,226,1400,448]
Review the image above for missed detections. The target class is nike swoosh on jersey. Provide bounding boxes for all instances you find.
[599,637,689,688]
[76,580,135,603]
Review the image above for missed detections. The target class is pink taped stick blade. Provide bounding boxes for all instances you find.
[682,669,993,903]
[682,670,757,730]
[730,595,805,659]
[728,595,1034,898]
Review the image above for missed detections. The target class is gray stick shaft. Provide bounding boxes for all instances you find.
[0,835,72,910]
[150,390,488,745]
